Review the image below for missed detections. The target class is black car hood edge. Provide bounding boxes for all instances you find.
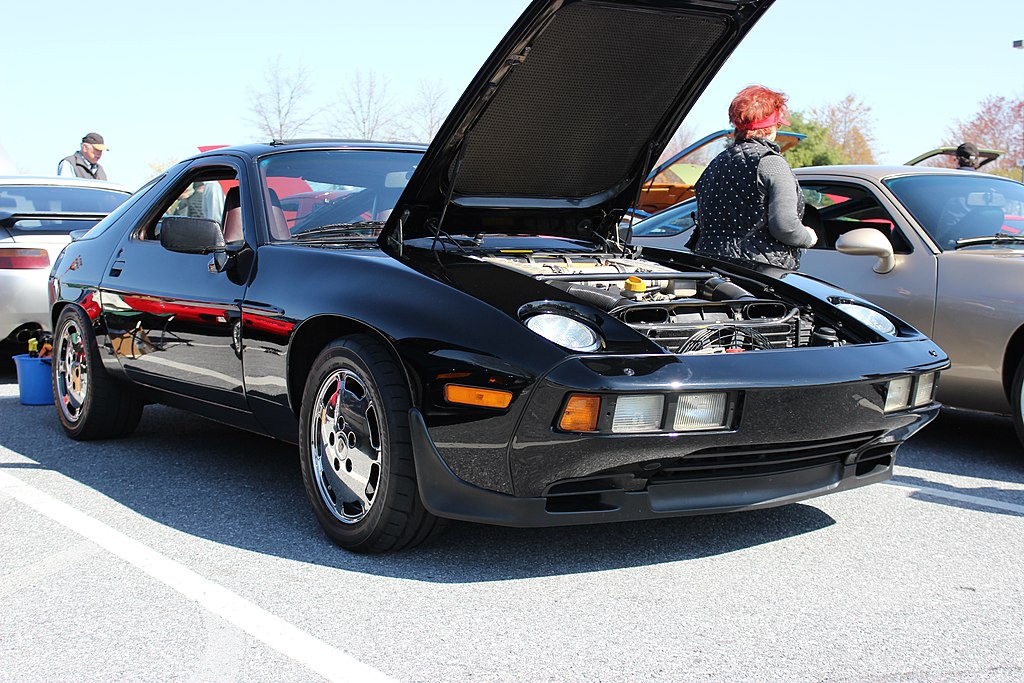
[382,0,776,250]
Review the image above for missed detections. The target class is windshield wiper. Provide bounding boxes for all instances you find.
[953,232,1024,248]
[292,221,384,239]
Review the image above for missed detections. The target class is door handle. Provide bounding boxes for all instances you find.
[109,260,125,277]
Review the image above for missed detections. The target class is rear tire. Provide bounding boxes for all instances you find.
[53,306,143,440]
[298,335,443,552]
[1012,357,1024,449]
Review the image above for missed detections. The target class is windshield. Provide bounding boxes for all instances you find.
[0,184,130,234]
[0,184,128,214]
[630,200,697,237]
[884,174,1024,250]
[259,149,422,241]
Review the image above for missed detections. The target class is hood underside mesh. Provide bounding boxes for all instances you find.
[454,3,727,199]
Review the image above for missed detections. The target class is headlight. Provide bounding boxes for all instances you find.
[837,303,896,335]
[673,392,729,431]
[884,376,913,412]
[524,313,602,352]
[612,395,664,433]
[913,372,937,407]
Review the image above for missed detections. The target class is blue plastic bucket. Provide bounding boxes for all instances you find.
[13,354,54,406]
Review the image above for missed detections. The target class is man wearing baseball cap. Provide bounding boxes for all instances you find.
[955,142,980,170]
[57,132,108,180]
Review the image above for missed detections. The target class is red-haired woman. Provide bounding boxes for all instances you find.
[692,85,817,269]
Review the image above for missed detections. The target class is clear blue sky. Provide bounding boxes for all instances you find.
[3,0,1022,190]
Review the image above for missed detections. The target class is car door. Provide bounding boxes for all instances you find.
[98,157,250,409]
[797,176,939,337]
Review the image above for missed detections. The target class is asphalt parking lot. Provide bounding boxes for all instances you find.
[1,363,1022,683]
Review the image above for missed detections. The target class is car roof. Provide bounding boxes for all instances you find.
[0,175,133,193]
[193,140,429,160]
[792,165,1018,182]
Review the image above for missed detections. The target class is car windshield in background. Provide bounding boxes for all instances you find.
[0,184,130,234]
[259,150,422,240]
[630,200,696,237]
[4,216,108,234]
[884,175,1024,249]
[0,185,129,214]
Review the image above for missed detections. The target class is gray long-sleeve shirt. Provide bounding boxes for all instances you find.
[758,154,815,248]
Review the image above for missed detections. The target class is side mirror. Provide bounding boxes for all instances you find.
[836,227,895,274]
[159,216,225,255]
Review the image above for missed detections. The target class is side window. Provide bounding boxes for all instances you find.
[801,183,912,254]
[140,166,239,242]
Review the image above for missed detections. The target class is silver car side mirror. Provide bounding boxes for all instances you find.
[836,227,895,274]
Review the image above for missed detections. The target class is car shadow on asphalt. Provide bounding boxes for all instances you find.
[895,407,1023,483]
[0,387,843,581]
[880,406,1024,519]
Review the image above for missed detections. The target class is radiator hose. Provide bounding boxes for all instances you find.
[701,276,755,301]
[550,281,630,311]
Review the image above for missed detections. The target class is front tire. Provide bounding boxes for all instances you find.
[1012,357,1024,449]
[53,305,143,440]
[298,335,442,552]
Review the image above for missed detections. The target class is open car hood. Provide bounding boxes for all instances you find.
[646,128,804,182]
[382,0,776,249]
[906,147,1004,169]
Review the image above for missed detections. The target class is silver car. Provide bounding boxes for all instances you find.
[0,176,131,349]
[629,166,1024,447]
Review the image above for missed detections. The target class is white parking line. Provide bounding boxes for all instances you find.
[0,469,396,683]
[886,479,1024,515]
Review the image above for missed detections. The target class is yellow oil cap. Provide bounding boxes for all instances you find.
[624,276,646,293]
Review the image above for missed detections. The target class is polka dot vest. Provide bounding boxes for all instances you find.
[693,137,803,270]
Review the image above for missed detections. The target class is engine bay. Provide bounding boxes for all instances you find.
[481,250,843,354]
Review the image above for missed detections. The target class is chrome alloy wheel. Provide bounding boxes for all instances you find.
[55,318,89,424]
[309,368,382,524]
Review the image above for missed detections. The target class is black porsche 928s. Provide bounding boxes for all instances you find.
[48,0,948,551]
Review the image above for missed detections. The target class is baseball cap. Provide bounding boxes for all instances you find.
[82,132,107,151]
[956,142,978,158]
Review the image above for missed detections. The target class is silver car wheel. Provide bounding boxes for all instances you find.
[55,317,89,424]
[309,368,382,524]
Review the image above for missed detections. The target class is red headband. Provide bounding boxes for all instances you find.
[736,109,789,131]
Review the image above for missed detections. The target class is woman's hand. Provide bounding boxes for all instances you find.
[803,225,819,248]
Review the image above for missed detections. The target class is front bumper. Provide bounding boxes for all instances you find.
[412,340,946,527]
[410,403,938,527]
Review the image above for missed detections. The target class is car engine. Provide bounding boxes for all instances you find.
[483,251,831,353]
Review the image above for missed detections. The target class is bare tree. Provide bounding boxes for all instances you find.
[147,157,179,179]
[808,94,877,164]
[329,70,400,140]
[398,79,451,143]
[655,123,697,165]
[247,56,321,140]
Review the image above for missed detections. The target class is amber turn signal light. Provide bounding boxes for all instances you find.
[444,384,513,409]
[559,394,601,432]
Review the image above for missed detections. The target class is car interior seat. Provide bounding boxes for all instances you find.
[372,186,404,221]
[221,186,243,243]
[802,204,825,248]
[959,206,1005,237]
[267,188,291,240]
